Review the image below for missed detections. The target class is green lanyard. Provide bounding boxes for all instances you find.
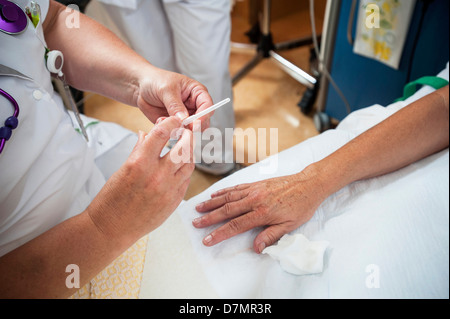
[395,76,449,102]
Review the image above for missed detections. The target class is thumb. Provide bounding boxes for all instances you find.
[143,117,182,161]
[253,225,288,254]
[162,93,189,122]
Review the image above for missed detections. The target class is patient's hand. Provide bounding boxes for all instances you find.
[193,86,450,254]
[193,167,327,253]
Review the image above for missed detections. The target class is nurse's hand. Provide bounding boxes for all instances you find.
[193,167,328,254]
[136,67,214,130]
[87,116,195,245]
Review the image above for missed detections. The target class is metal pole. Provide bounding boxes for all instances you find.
[262,0,271,36]
[315,0,342,113]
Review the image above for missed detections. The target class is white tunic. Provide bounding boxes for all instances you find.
[0,0,132,257]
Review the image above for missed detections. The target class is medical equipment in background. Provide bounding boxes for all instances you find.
[231,0,348,133]
[313,0,416,131]
[231,0,318,98]
[316,0,449,130]
[310,0,347,132]
[352,0,416,70]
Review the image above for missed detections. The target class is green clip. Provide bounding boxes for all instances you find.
[395,76,449,102]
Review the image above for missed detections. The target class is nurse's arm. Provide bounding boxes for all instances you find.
[42,0,213,124]
[0,117,195,298]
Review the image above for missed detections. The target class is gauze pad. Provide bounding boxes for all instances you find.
[262,234,329,276]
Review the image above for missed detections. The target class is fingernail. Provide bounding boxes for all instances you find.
[156,117,167,125]
[203,234,212,245]
[192,120,202,132]
[258,242,266,254]
[192,217,202,226]
[176,112,187,121]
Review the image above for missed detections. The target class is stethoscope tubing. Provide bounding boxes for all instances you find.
[0,88,19,118]
[0,87,19,154]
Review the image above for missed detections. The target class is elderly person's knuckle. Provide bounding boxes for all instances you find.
[224,191,235,203]
[222,202,234,218]
[227,218,242,233]
[250,189,266,201]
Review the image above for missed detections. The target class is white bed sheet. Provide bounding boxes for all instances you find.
[140,65,449,299]
[172,137,448,299]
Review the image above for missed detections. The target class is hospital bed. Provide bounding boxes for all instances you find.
[138,64,449,299]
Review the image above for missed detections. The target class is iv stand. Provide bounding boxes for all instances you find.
[313,0,342,132]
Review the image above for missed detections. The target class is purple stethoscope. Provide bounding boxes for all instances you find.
[1,0,88,150]
[0,0,28,35]
[0,0,28,154]
[0,89,19,154]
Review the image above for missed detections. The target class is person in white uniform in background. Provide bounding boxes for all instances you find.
[92,0,236,175]
[0,0,213,298]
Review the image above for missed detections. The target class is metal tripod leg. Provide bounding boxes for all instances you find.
[232,52,264,86]
[274,35,318,52]
[269,51,316,89]
[231,0,317,90]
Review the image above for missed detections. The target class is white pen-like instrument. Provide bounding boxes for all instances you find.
[182,98,231,126]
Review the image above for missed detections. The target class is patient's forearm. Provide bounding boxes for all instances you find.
[313,87,449,197]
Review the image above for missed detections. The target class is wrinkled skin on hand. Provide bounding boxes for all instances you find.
[193,168,327,253]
